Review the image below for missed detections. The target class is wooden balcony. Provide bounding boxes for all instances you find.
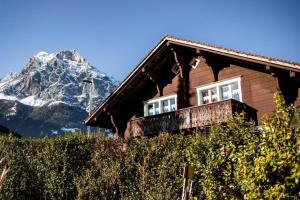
[129,99,257,137]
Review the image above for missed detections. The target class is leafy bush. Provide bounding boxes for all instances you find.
[0,92,298,199]
[236,93,300,199]
[125,134,188,199]
[75,135,125,200]
[0,133,96,199]
[198,116,255,200]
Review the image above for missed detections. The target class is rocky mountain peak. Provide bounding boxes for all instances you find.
[23,50,89,72]
[1,50,117,108]
[56,50,84,63]
[1,72,17,82]
[0,50,118,136]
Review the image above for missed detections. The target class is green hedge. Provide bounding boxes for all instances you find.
[0,93,299,199]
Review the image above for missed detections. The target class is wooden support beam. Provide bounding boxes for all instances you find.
[201,55,223,82]
[142,70,162,96]
[171,47,184,78]
[270,73,280,90]
[266,65,276,77]
[166,41,171,47]
[170,47,190,107]
[290,70,296,78]
[107,112,120,138]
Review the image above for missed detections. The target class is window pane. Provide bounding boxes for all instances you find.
[231,82,240,101]
[197,78,242,106]
[221,85,229,100]
[162,100,170,113]
[170,98,176,111]
[200,87,217,104]
[201,89,210,104]
[211,88,218,102]
[148,104,154,116]
[154,102,160,114]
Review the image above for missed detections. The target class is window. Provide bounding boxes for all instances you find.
[144,95,177,116]
[147,102,159,116]
[171,64,180,75]
[197,77,242,105]
[189,57,200,69]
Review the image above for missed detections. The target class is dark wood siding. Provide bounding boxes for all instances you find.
[294,89,300,108]
[116,50,299,140]
[155,73,180,98]
[218,64,277,122]
[189,56,215,106]
[127,54,280,128]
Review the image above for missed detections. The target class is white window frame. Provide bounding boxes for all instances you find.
[144,94,177,117]
[196,77,242,106]
[189,57,200,69]
[171,64,180,75]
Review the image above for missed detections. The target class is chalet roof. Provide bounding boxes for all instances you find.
[167,35,300,68]
[85,35,300,126]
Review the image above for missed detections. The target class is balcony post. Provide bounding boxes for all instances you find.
[189,107,192,129]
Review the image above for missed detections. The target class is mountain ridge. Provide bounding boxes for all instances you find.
[0,50,117,137]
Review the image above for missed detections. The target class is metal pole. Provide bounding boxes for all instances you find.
[88,80,93,137]
[83,79,93,137]
[189,181,193,198]
[181,164,187,200]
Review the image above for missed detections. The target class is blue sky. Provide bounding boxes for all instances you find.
[0,0,299,81]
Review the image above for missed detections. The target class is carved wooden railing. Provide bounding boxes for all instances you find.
[129,99,257,137]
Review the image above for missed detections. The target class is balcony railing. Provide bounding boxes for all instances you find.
[129,99,257,137]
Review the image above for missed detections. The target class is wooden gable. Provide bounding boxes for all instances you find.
[85,35,300,138]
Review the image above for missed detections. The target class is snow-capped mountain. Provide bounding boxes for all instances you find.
[0,50,118,137]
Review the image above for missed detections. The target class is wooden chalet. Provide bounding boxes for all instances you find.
[85,35,300,140]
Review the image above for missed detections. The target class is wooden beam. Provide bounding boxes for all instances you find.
[142,70,162,96]
[170,47,190,107]
[108,112,119,137]
[171,47,184,78]
[266,65,276,76]
[166,41,171,47]
[290,70,296,78]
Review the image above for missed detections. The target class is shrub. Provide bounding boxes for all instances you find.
[236,93,300,199]
[0,92,298,199]
[124,133,188,199]
[75,136,125,200]
[0,133,96,199]
[184,92,300,200]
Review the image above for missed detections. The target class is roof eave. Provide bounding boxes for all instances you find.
[84,35,171,125]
